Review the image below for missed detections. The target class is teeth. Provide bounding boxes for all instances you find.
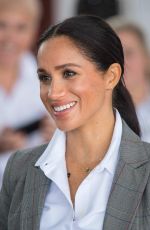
[53,102,76,112]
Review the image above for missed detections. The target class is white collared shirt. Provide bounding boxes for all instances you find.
[35,110,122,230]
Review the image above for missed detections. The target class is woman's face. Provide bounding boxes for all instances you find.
[37,36,112,132]
[118,30,148,89]
[0,9,36,67]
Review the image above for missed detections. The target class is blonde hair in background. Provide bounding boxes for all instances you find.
[0,0,43,24]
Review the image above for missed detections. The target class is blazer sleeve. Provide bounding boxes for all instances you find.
[0,144,47,230]
[0,152,18,230]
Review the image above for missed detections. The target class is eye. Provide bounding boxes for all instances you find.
[63,69,76,79]
[38,74,51,84]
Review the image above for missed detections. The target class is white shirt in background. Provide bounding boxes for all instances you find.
[0,52,47,189]
[0,52,46,130]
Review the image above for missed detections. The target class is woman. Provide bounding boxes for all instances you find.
[116,24,150,142]
[0,15,150,230]
[0,0,44,143]
[0,0,55,188]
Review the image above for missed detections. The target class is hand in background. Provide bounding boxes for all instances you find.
[0,128,27,153]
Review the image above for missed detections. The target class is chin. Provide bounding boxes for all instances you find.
[56,125,74,132]
[56,122,78,132]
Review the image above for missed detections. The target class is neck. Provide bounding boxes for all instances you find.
[66,108,115,165]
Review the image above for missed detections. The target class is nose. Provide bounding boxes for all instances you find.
[47,80,66,100]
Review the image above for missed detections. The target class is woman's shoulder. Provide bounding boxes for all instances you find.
[2,144,48,193]
[9,144,48,172]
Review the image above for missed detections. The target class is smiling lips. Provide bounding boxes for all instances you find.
[53,101,76,112]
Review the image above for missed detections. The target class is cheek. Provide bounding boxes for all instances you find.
[73,80,105,107]
[40,86,48,105]
[40,88,53,115]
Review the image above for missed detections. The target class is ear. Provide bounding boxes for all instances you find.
[105,63,122,90]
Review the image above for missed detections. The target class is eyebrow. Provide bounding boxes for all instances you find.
[37,69,49,75]
[37,63,81,74]
[54,63,81,70]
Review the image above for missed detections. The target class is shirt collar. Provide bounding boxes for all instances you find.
[35,129,66,168]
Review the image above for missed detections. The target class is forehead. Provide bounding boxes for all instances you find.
[37,36,103,76]
[118,31,145,52]
[38,36,80,54]
[37,36,89,66]
[119,30,142,45]
[0,7,37,24]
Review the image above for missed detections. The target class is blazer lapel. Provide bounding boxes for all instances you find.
[103,121,150,230]
[20,151,50,230]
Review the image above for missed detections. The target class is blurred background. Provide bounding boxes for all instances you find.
[50,0,150,50]
[0,0,150,188]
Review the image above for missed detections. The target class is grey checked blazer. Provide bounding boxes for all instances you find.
[0,120,150,230]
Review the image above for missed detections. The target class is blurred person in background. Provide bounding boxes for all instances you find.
[118,0,150,50]
[115,24,150,142]
[1,15,150,230]
[0,0,55,188]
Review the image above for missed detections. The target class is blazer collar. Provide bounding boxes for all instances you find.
[119,120,149,167]
[103,120,150,229]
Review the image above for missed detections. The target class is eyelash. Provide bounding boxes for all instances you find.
[38,69,77,84]
[63,69,76,78]
[38,75,51,84]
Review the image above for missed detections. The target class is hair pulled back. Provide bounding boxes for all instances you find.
[38,15,140,136]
